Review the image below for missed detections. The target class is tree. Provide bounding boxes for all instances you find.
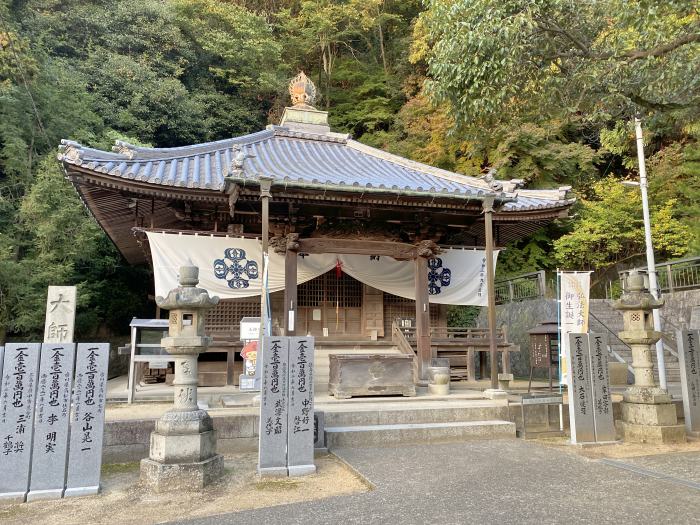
[419,0,700,130]
[553,177,689,272]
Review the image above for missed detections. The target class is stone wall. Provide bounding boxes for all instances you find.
[479,288,700,380]
[477,298,557,378]
[658,289,700,333]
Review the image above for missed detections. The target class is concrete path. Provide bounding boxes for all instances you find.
[170,440,700,525]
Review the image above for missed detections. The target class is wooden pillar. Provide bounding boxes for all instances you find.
[501,324,511,374]
[483,196,499,390]
[479,352,487,379]
[415,255,431,381]
[284,248,298,335]
[259,177,273,337]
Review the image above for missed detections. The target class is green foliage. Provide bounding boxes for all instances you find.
[553,177,690,271]
[421,0,700,130]
[496,229,558,278]
[447,305,480,328]
[1,0,698,339]
[490,121,599,188]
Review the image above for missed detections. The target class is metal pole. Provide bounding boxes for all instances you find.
[483,197,499,390]
[259,177,273,338]
[634,117,667,391]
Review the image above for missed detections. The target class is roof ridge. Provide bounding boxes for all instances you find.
[268,125,350,144]
[110,129,276,161]
[344,139,494,193]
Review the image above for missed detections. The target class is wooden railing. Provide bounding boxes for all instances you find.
[619,256,700,294]
[397,324,507,342]
[391,320,419,383]
[494,270,547,304]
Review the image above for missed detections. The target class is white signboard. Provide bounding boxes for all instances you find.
[44,286,77,343]
[559,272,591,385]
[240,317,261,341]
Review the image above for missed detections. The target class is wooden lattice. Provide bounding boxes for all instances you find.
[298,271,362,308]
[205,298,260,336]
[383,293,439,336]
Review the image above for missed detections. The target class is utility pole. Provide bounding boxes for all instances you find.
[634,117,667,391]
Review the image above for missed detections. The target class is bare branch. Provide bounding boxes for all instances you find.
[620,32,700,60]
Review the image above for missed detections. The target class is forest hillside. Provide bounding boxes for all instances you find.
[0,0,698,339]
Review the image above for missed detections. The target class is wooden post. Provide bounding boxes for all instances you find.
[468,349,476,381]
[501,324,511,374]
[259,177,272,337]
[665,264,674,293]
[415,255,431,381]
[483,196,499,390]
[284,248,298,335]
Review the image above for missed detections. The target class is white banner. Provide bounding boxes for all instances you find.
[559,271,592,386]
[146,232,497,306]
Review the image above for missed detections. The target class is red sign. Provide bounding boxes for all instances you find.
[241,340,257,360]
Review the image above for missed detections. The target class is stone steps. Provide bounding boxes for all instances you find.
[325,420,516,448]
[320,401,515,448]
[589,300,681,383]
[322,401,508,427]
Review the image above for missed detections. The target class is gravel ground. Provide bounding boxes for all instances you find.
[0,452,368,525]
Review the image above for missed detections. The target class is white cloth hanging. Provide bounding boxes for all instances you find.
[146,232,498,306]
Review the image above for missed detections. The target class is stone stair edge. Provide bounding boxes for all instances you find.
[325,420,515,432]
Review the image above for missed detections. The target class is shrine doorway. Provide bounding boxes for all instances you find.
[297,270,363,337]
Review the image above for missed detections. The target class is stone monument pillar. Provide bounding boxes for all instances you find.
[140,266,224,491]
[614,271,685,444]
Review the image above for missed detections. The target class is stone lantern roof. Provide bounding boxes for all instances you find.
[155,266,219,310]
[613,270,663,311]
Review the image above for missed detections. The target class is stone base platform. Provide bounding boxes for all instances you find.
[140,454,224,492]
[618,399,686,444]
[618,421,686,444]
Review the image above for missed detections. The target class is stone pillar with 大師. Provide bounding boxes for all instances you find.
[614,271,685,444]
[140,266,224,492]
[44,286,77,343]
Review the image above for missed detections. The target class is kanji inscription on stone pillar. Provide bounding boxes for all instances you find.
[43,286,77,343]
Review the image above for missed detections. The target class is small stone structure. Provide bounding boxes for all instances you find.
[328,354,416,398]
[614,272,685,444]
[140,266,224,491]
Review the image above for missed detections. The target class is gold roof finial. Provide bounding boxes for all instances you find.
[289,71,317,108]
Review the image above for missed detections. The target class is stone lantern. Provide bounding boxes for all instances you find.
[614,271,684,443]
[140,266,224,491]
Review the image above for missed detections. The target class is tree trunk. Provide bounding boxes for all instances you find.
[378,23,388,76]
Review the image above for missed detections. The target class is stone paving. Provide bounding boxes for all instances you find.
[171,439,700,525]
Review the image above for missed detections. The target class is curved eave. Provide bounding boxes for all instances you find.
[65,163,573,219]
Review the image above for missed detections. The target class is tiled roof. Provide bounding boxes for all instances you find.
[59,126,573,212]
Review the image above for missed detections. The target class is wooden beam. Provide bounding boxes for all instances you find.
[414,256,432,382]
[297,238,420,259]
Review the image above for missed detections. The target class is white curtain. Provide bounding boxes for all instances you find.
[146,232,498,306]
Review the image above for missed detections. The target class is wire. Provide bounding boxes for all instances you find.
[0,12,52,151]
